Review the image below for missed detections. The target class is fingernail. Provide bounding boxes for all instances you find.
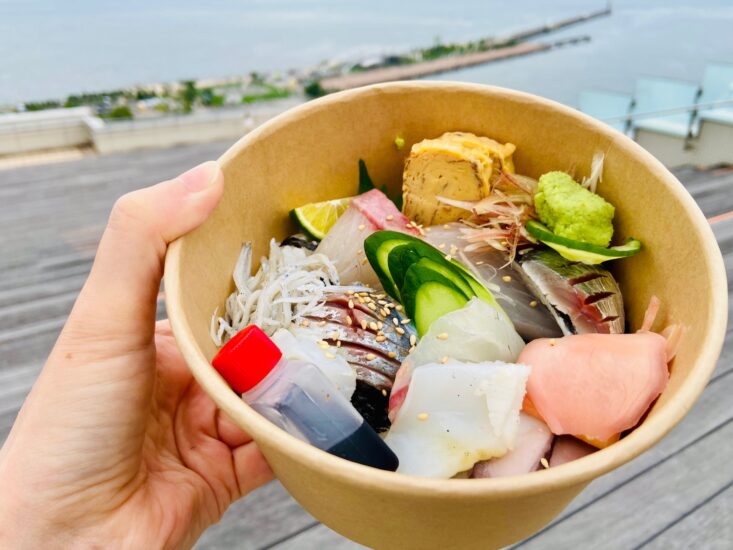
[179,161,221,192]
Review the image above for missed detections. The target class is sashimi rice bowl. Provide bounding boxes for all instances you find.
[164,82,727,549]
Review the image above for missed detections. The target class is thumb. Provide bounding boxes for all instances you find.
[62,160,224,351]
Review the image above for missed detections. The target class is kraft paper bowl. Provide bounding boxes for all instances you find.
[164,82,727,549]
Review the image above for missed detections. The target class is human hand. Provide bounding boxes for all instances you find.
[0,162,273,549]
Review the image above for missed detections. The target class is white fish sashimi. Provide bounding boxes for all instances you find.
[388,298,525,421]
[271,328,356,400]
[471,413,553,478]
[316,189,420,288]
[425,223,562,340]
[316,207,381,288]
[384,361,530,478]
[408,298,524,366]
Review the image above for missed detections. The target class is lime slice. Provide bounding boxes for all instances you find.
[291,197,352,240]
[526,220,641,264]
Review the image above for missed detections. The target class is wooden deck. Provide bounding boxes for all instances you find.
[0,145,731,549]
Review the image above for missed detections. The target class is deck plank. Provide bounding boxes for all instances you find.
[642,483,733,550]
[0,143,730,549]
[517,418,733,549]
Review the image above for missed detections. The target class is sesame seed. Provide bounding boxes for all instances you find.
[346,317,353,325]
[366,353,376,361]
[377,321,383,329]
[380,308,389,317]
[502,275,512,283]
[360,320,368,330]
[369,321,378,331]
[358,224,366,231]
[395,304,403,311]
[409,334,417,346]
[348,299,354,309]
[318,320,327,327]
[336,340,342,348]
[376,335,387,342]
[346,290,354,295]
[300,319,310,327]
[357,249,363,255]
[395,326,406,335]
[388,351,397,358]
[317,340,329,349]
[392,317,400,326]
[381,389,388,397]
[375,293,386,299]
[359,292,369,297]
[549,339,557,347]
[440,356,449,364]
[540,457,549,469]
[529,300,538,308]
[358,296,365,303]
[386,215,394,221]
[437,332,449,340]
[438,243,446,249]
[401,318,411,325]
[367,302,377,311]
[417,413,429,421]
[330,331,339,340]
[378,299,388,305]
[445,254,452,261]
[449,245,458,255]
[476,260,484,265]
[325,352,336,359]
[443,224,450,229]
[361,258,368,265]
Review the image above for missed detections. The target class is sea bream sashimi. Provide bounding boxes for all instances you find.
[514,248,625,335]
[425,223,562,341]
[316,189,420,287]
[384,360,530,478]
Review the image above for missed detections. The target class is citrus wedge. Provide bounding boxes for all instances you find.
[291,197,352,240]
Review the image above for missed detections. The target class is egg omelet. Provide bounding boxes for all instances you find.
[402,131,516,226]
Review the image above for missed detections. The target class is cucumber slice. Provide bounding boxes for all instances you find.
[526,220,641,264]
[364,231,414,298]
[401,264,470,336]
[414,258,474,298]
[387,244,421,291]
[365,230,443,299]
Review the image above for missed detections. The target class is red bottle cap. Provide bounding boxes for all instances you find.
[212,325,283,393]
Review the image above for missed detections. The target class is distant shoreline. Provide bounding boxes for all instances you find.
[2,6,610,115]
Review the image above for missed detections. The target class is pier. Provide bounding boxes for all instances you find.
[320,6,610,92]
[321,42,551,92]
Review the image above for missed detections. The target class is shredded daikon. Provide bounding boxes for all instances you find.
[211,239,366,345]
[581,151,605,194]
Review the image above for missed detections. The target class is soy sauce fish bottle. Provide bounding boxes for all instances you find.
[212,325,399,471]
